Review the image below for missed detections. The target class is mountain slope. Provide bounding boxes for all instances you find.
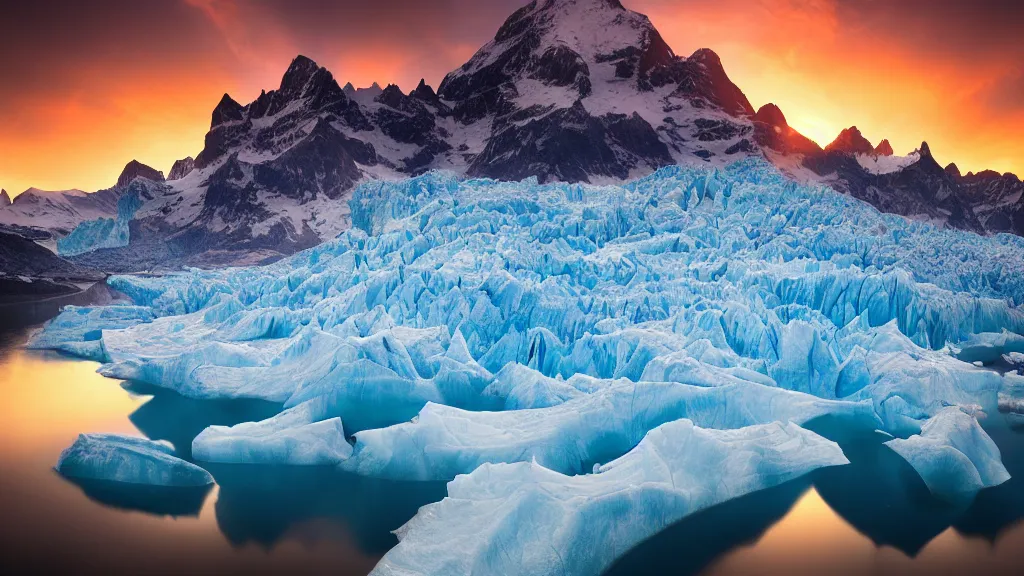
[2,0,1019,271]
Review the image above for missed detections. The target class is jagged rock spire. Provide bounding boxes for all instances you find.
[168,157,196,181]
[117,160,165,188]
[825,126,874,155]
[211,93,244,128]
[874,139,894,157]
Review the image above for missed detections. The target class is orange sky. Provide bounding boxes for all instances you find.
[1,0,1021,197]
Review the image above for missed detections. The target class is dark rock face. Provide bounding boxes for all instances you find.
[804,142,984,233]
[250,120,375,201]
[825,126,874,155]
[660,49,754,117]
[470,102,670,182]
[439,0,754,182]
[116,160,165,188]
[0,189,10,207]
[752,103,821,156]
[0,230,103,282]
[168,157,195,181]
[211,94,244,128]
[531,45,592,97]
[951,168,1024,235]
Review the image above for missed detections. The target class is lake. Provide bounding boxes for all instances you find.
[1,286,1022,575]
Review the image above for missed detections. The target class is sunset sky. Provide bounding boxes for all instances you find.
[1,0,1021,196]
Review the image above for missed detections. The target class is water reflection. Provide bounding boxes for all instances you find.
[208,464,447,553]
[603,477,812,576]
[810,417,969,556]
[606,413,1024,575]
[63,476,213,517]
[125,382,282,459]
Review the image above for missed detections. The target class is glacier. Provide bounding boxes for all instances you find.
[57,189,143,257]
[56,434,214,487]
[31,157,1024,573]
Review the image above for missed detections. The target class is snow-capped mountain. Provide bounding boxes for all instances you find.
[947,165,1024,236]
[804,140,984,232]
[0,186,120,241]
[2,0,1020,270]
[54,0,762,266]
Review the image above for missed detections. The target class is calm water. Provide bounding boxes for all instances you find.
[1,287,1023,575]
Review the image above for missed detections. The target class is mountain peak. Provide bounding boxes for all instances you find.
[874,139,894,157]
[825,126,874,155]
[168,156,196,181]
[754,103,787,129]
[0,189,10,207]
[688,48,722,69]
[411,79,439,103]
[280,55,321,95]
[116,160,164,188]
[753,103,822,156]
[945,162,962,179]
[211,93,244,128]
[919,141,932,157]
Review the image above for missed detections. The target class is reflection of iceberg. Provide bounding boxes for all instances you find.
[30,159,1024,572]
[810,419,966,556]
[61,476,212,517]
[127,383,281,459]
[603,476,812,576]
[207,463,446,555]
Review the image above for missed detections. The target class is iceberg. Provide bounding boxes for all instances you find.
[55,434,214,487]
[192,399,352,465]
[371,419,848,576]
[885,407,1010,501]
[30,158,1024,572]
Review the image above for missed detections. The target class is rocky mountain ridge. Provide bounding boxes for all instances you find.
[1,0,1020,271]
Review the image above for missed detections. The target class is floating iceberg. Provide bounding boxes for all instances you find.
[192,399,352,465]
[31,158,1024,572]
[885,407,1010,502]
[56,434,214,487]
[371,419,848,576]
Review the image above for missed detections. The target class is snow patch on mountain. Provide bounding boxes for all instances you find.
[856,151,921,175]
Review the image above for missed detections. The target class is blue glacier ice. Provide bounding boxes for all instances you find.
[56,434,214,487]
[31,158,1024,573]
[192,399,352,465]
[885,407,1010,502]
[339,380,879,481]
[371,419,848,576]
[57,190,143,257]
